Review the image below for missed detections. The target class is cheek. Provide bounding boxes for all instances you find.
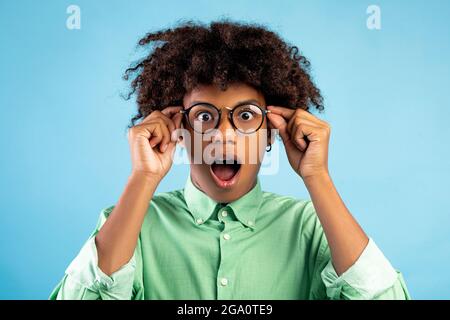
[237,133,267,165]
[183,129,205,158]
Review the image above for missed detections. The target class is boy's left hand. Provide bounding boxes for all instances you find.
[267,105,330,180]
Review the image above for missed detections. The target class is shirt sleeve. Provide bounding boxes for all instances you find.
[319,237,411,300]
[49,207,138,300]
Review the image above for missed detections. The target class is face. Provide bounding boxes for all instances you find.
[182,83,272,203]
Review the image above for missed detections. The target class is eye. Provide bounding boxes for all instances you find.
[237,109,255,121]
[195,111,214,122]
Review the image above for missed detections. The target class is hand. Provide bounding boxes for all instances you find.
[267,106,331,180]
[127,106,183,180]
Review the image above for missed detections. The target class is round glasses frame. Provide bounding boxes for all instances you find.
[179,102,271,134]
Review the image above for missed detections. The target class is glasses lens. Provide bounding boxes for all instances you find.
[188,104,219,133]
[232,104,264,133]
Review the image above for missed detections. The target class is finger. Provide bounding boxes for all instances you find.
[161,106,184,117]
[287,116,321,137]
[140,112,154,124]
[160,115,176,134]
[139,106,183,126]
[292,108,328,127]
[164,138,178,156]
[172,112,183,129]
[269,105,328,128]
[291,123,311,152]
[147,125,163,148]
[157,122,171,152]
[142,107,176,132]
[170,113,183,142]
[292,122,322,151]
[158,116,176,138]
[267,112,299,155]
[266,105,296,121]
[146,122,171,152]
[267,113,289,143]
[141,110,161,124]
[144,112,176,135]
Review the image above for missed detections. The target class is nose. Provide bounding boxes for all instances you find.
[211,109,236,143]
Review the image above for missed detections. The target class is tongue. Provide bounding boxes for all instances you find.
[212,164,236,181]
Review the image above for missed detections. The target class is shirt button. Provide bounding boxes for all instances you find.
[196,218,204,225]
[220,278,228,286]
[221,210,228,217]
[223,233,231,240]
[247,220,254,226]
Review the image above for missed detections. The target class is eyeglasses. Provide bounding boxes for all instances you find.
[180,102,270,134]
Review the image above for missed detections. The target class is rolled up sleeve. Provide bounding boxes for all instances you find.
[320,238,411,300]
[50,236,136,300]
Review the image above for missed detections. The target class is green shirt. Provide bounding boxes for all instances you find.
[50,176,410,300]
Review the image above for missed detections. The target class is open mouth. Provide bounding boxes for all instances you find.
[210,159,241,188]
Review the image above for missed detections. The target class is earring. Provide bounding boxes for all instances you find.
[266,143,272,152]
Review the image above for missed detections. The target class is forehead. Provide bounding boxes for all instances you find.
[183,83,266,109]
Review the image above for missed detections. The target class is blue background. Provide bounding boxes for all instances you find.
[1,0,449,299]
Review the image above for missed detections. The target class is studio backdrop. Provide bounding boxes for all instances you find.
[0,0,449,299]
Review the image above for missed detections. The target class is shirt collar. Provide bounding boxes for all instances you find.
[183,174,263,229]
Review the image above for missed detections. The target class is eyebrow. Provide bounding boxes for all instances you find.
[189,99,263,108]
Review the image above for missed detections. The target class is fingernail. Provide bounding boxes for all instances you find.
[162,144,168,152]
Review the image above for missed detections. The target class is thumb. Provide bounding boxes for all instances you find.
[161,139,177,162]
[171,113,183,142]
[172,112,183,129]
[267,113,289,143]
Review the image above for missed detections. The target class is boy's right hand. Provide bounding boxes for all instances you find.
[127,106,183,180]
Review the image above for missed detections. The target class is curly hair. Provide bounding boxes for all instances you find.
[124,19,324,127]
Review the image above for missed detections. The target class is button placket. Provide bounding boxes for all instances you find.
[216,206,237,299]
[218,207,231,224]
[220,277,228,286]
[220,209,232,241]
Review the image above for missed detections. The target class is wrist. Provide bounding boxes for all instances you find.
[125,171,161,200]
[129,170,164,185]
[302,170,331,186]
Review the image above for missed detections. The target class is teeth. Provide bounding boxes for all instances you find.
[213,159,240,165]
